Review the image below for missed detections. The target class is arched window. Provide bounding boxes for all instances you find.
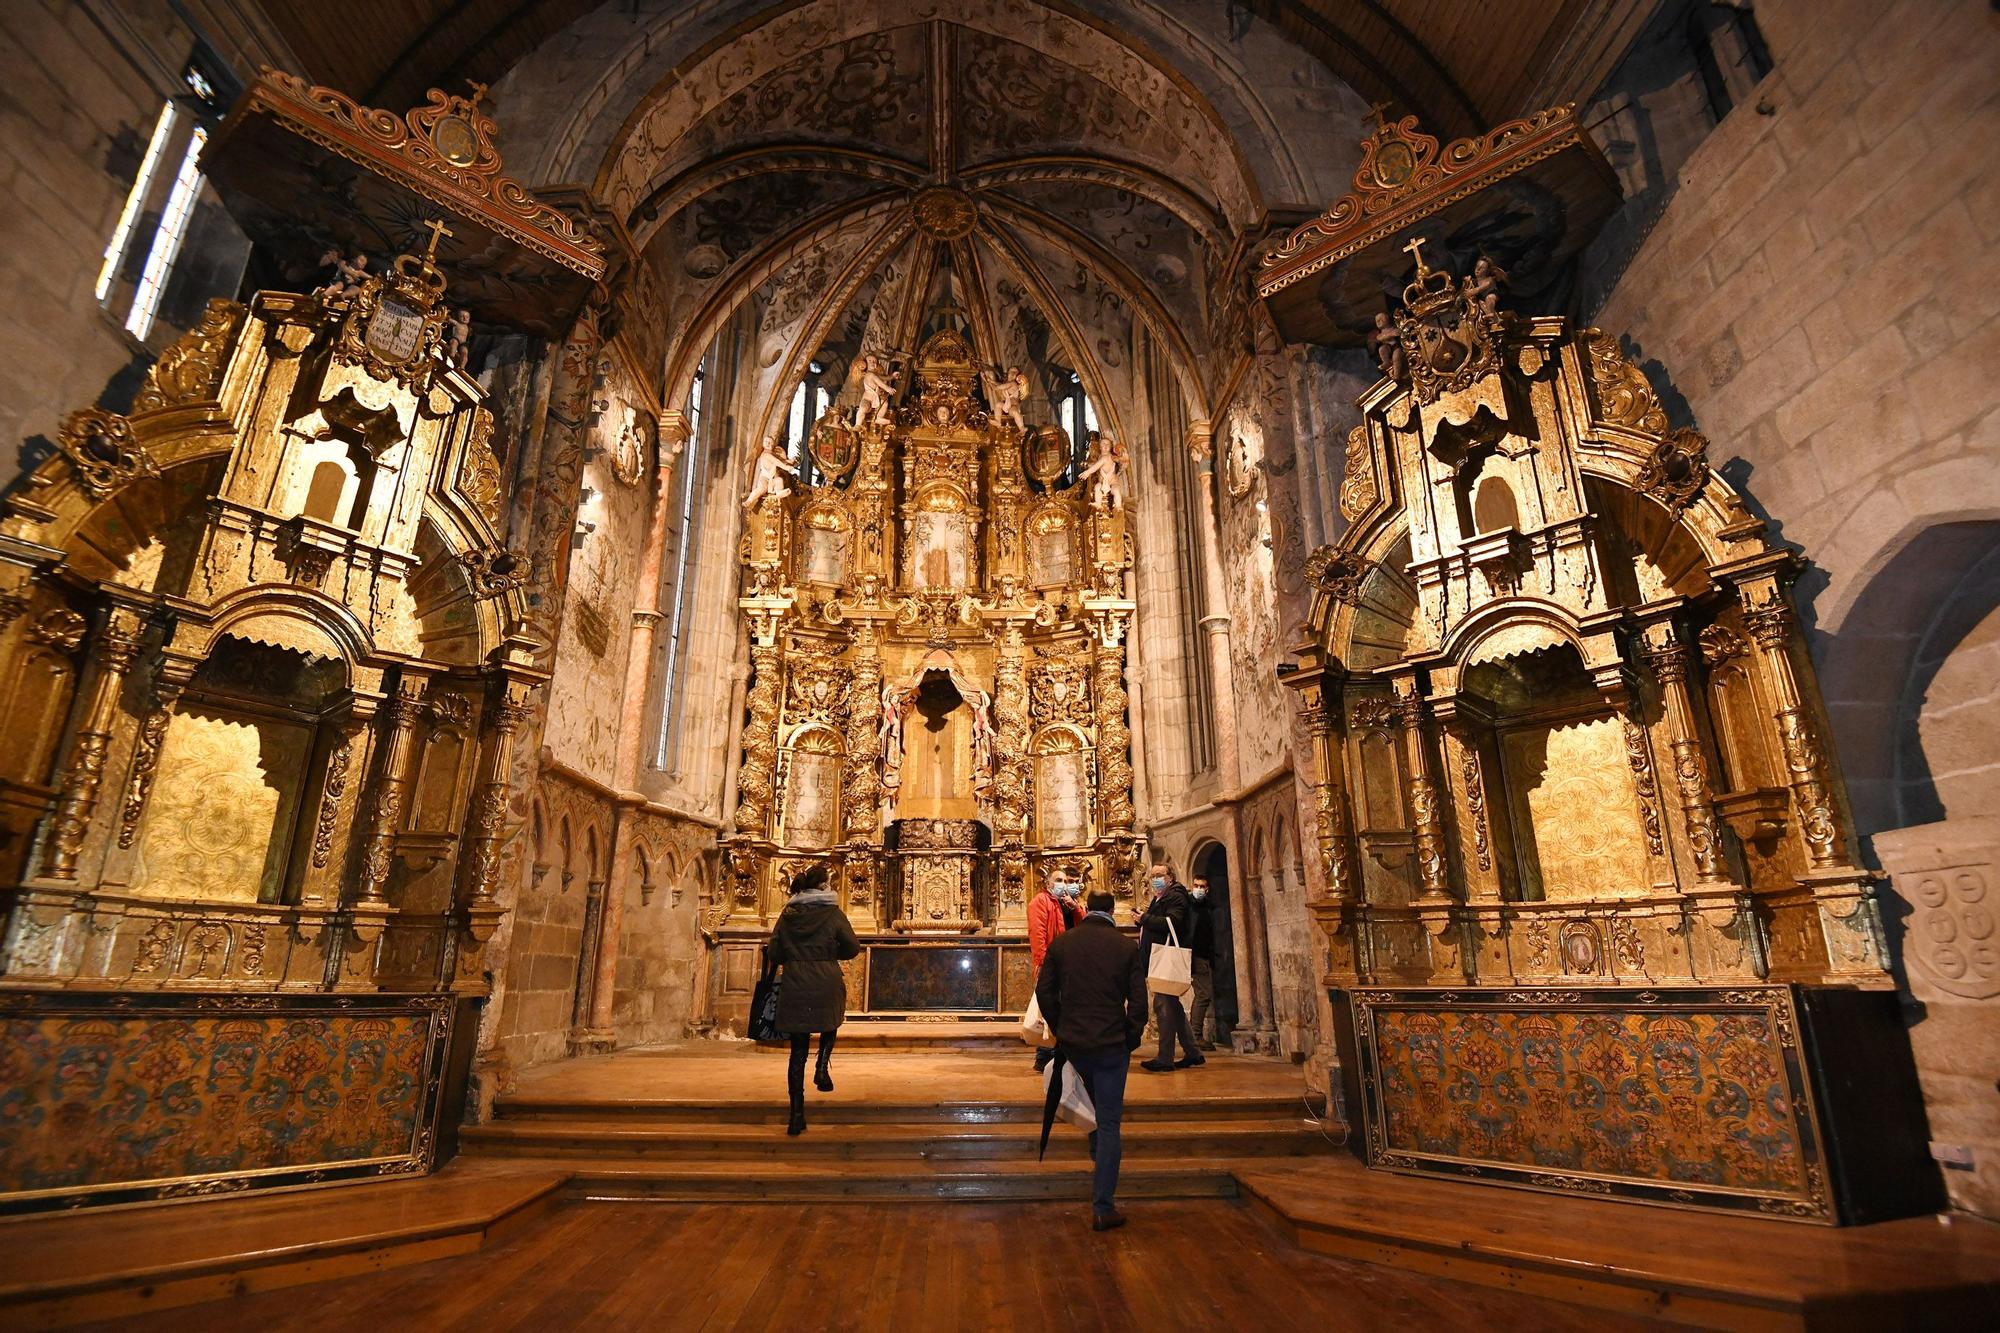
[1056,369,1100,480]
[784,360,834,487]
[655,358,708,772]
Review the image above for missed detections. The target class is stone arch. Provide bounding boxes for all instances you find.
[1820,518,2000,839]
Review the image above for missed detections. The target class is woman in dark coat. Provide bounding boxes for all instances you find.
[767,863,861,1136]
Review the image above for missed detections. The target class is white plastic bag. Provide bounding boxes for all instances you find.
[1021,993,1055,1047]
[1146,918,1193,999]
[1045,1058,1096,1133]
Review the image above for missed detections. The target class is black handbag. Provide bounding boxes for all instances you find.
[748,949,783,1042]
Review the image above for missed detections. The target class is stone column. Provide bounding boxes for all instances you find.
[356,673,427,907]
[38,603,146,880]
[1189,428,1241,788]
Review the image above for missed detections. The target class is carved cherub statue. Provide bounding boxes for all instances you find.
[1074,431,1128,511]
[982,363,1030,432]
[314,250,369,304]
[444,308,473,366]
[1463,255,1508,316]
[1368,311,1405,380]
[742,434,800,509]
[852,352,902,428]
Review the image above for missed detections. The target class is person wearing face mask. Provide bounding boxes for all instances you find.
[1028,867,1080,1072]
[1137,862,1203,1072]
[1188,875,1219,1052]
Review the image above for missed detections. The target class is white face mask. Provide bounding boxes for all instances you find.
[1191,887,1208,900]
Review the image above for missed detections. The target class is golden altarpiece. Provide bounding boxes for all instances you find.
[714,329,1139,1017]
[0,78,603,1212]
[1264,111,1937,1223]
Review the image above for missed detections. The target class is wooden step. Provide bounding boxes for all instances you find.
[0,1161,564,1329]
[491,1092,1319,1125]
[750,1020,1028,1051]
[1238,1158,2000,1332]
[545,1156,1248,1203]
[461,1115,1338,1162]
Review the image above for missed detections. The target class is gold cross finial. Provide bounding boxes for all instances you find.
[464,79,488,107]
[1367,100,1393,134]
[1402,235,1430,274]
[420,218,453,263]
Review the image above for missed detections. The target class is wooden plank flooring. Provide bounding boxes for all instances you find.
[85,1198,1666,1333]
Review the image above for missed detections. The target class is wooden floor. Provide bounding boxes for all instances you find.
[84,1198,1664,1333]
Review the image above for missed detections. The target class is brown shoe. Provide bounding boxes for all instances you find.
[1092,1210,1127,1232]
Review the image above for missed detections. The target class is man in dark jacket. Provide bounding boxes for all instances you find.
[1035,889,1147,1231]
[1188,874,1218,1051]
[1137,862,1202,1072]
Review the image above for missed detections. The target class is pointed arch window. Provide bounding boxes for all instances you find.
[654,359,707,772]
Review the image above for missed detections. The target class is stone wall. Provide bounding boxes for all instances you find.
[1586,0,2000,1217]
[0,1,270,494]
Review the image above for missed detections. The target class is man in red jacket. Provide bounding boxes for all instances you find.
[1028,865,1081,1071]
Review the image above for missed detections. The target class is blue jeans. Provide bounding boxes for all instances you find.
[1067,1045,1129,1216]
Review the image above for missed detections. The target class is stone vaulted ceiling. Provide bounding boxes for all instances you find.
[250,0,1647,437]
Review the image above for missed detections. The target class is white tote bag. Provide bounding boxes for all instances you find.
[1021,992,1055,1047]
[1045,1058,1097,1132]
[1146,918,1194,999]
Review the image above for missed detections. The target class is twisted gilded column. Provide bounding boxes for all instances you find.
[1393,679,1451,901]
[355,674,427,907]
[1091,615,1135,836]
[842,622,883,843]
[1641,627,1737,887]
[1740,589,1851,871]
[39,605,146,879]
[733,624,784,838]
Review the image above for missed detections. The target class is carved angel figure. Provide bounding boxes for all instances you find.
[1075,431,1128,511]
[314,250,369,304]
[1463,256,1508,316]
[743,434,800,509]
[982,364,1030,432]
[1368,311,1405,380]
[852,353,902,428]
[444,308,473,366]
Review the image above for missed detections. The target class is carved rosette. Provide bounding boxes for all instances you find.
[734,641,783,836]
[49,409,159,502]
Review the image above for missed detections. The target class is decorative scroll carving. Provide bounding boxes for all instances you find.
[1623,718,1666,857]
[1339,425,1377,521]
[1304,546,1369,604]
[1459,740,1491,873]
[133,298,243,414]
[48,409,159,501]
[311,737,354,869]
[1585,329,1669,435]
[239,74,604,275]
[116,683,183,849]
[457,410,505,528]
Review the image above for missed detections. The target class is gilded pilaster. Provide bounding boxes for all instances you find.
[38,605,146,880]
[1641,628,1736,887]
[1393,679,1451,902]
[1090,612,1134,836]
[356,674,427,907]
[733,619,785,838]
[1740,588,1850,872]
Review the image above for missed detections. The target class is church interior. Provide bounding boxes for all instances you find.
[2,0,1998,1327]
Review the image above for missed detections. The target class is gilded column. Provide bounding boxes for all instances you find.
[1298,676,1358,902]
[462,685,537,911]
[991,620,1031,925]
[1393,678,1451,902]
[355,674,427,907]
[841,620,884,928]
[1091,613,1135,836]
[733,618,784,838]
[38,604,146,880]
[1740,588,1850,871]
[1641,627,1736,886]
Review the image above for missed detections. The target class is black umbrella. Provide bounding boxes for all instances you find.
[1037,1046,1069,1161]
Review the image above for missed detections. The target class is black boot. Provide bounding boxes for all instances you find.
[788,1106,807,1136]
[813,1031,836,1092]
[787,1034,809,1134]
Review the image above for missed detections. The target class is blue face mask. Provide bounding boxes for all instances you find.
[1151,877,1166,892]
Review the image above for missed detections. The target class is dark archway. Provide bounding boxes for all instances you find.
[1190,840,1239,1045]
